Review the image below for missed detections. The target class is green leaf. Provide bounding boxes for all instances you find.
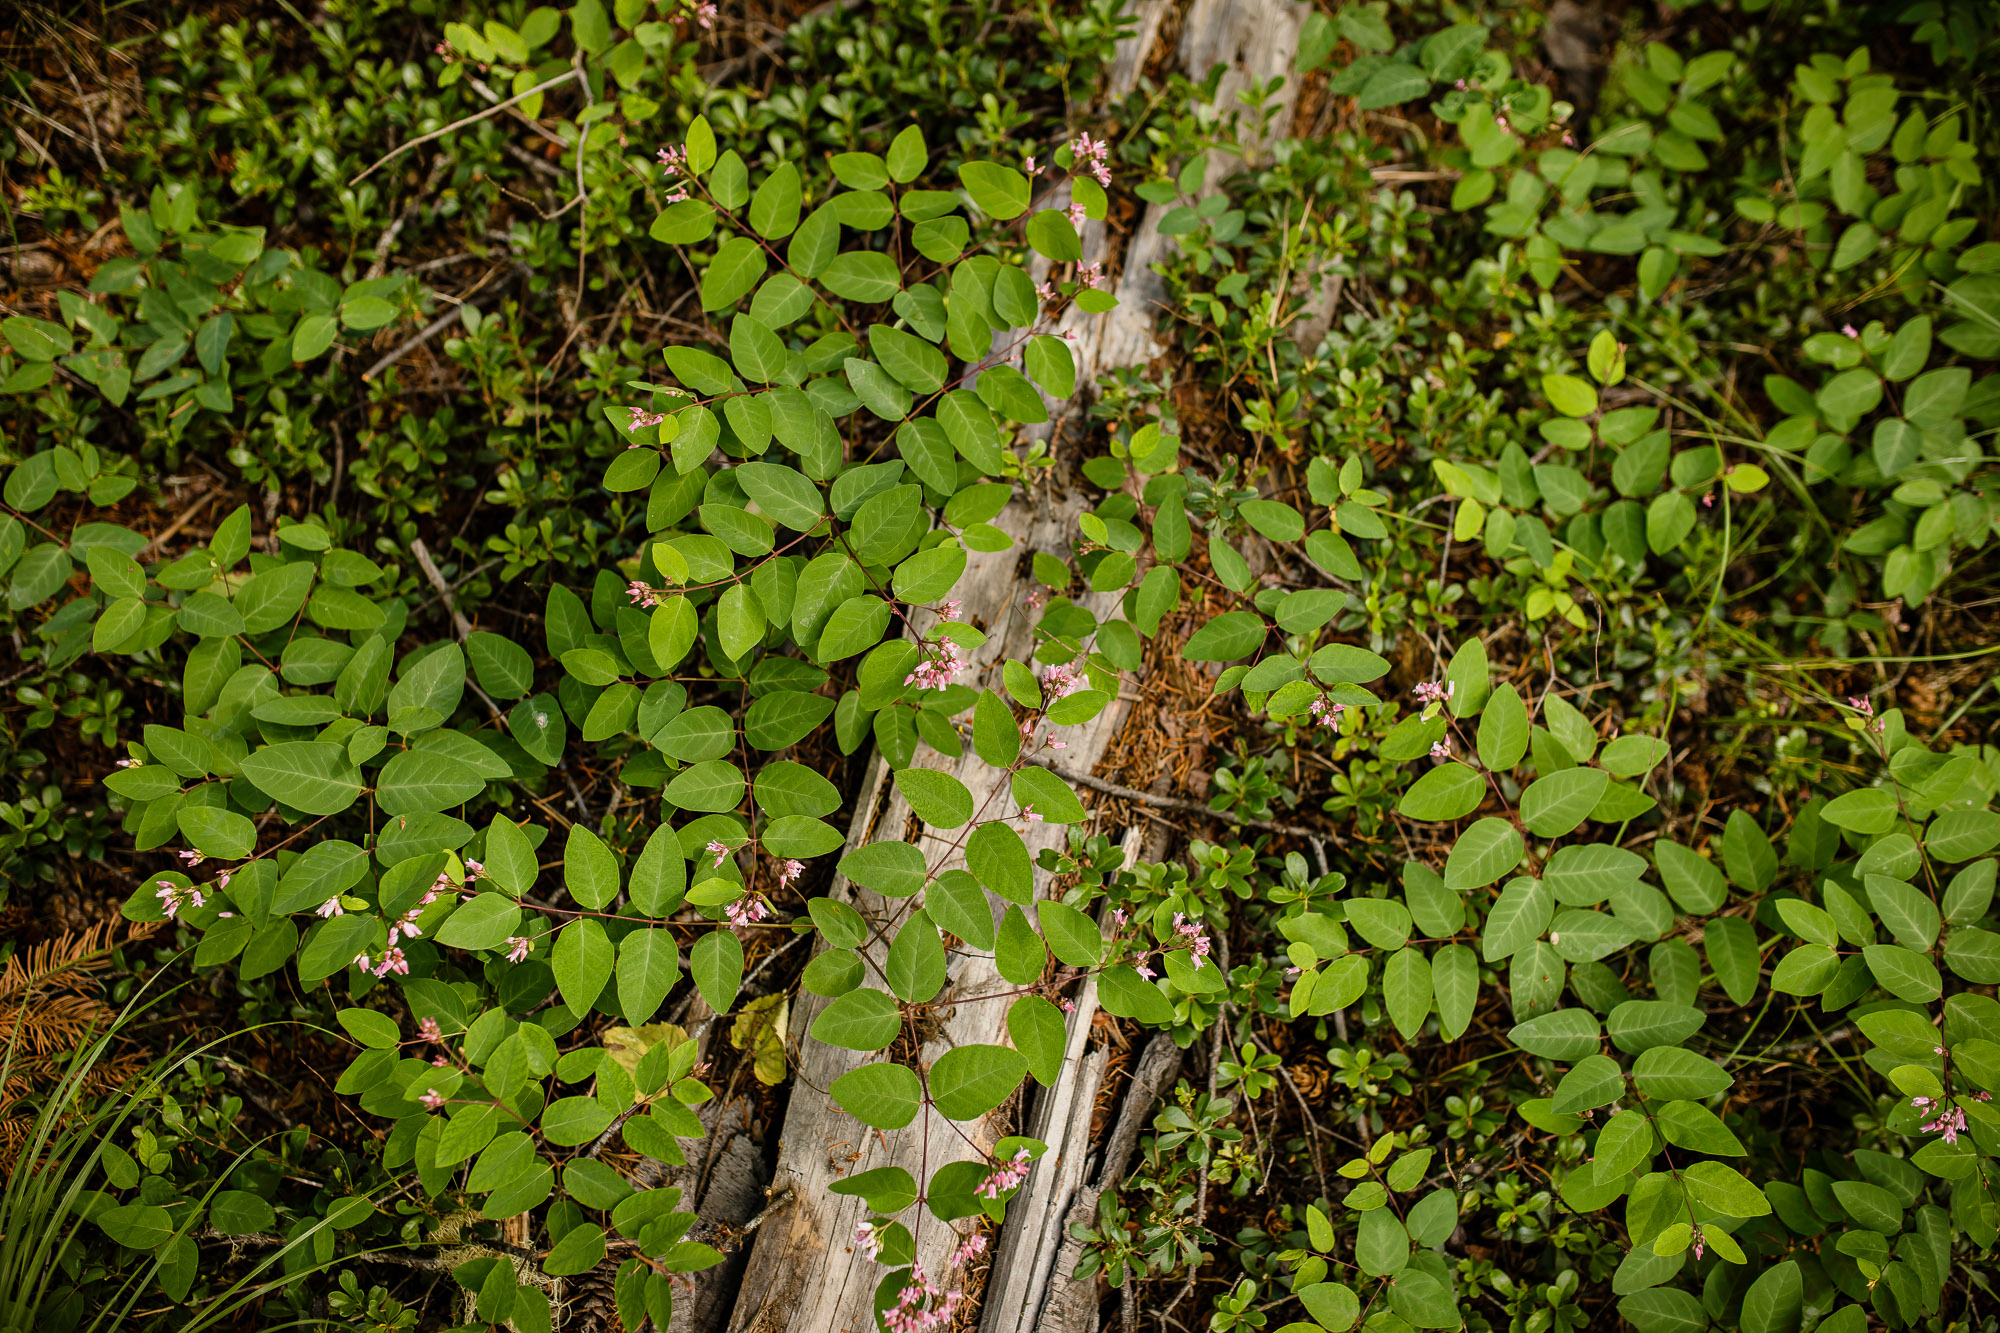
[1481,874,1551,960]
[1543,373,1599,417]
[1477,684,1530,771]
[928,1043,1027,1120]
[691,928,744,1012]
[616,929,681,1023]
[830,1062,924,1130]
[1097,964,1175,1025]
[749,162,802,239]
[895,768,975,829]
[885,909,946,1002]
[1606,1000,1704,1054]
[1510,1008,1602,1061]
[1011,766,1085,824]
[1383,947,1433,1041]
[957,162,1030,219]
[1399,762,1485,821]
[1182,610,1265,661]
[811,987,902,1051]
[1446,817,1522,891]
[435,892,522,950]
[840,840,928,897]
[1037,900,1102,967]
[179,806,256,859]
[1863,943,1943,1001]
[1520,768,1609,836]
[238,742,365,816]
[552,920,614,1014]
[1632,1047,1732,1101]
[968,822,1033,903]
[1354,1206,1409,1276]
[565,825,621,910]
[1739,1260,1802,1333]
[1008,995,1067,1086]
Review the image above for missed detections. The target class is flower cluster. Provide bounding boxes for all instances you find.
[777,858,805,889]
[505,936,532,964]
[853,1220,881,1260]
[1413,679,1454,706]
[154,878,204,919]
[949,1232,986,1267]
[706,839,734,870]
[627,579,667,609]
[1067,132,1111,186]
[355,947,409,979]
[178,848,204,867]
[881,1264,965,1333]
[418,1017,443,1043]
[1915,1097,1969,1144]
[655,144,690,203]
[976,1148,1031,1199]
[905,636,969,691]
[625,405,670,437]
[317,896,345,918]
[1307,696,1344,728]
[1039,662,1086,702]
[1430,739,1453,759]
[726,894,769,928]
[1172,912,1213,970]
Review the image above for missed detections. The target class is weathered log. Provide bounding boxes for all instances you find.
[723,490,1132,1333]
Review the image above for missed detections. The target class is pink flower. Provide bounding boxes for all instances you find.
[1842,324,1859,338]
[656,144,687,173]
[178,849,204,867]
[432,1054,450,1067]
[778,859,805,888]
[726,895,769,928]
[1135,961,1156,980]
[882,1263,966,1332]
[707,840,731,869]
[1174,913,1213,969]
[116,757,141,768]
[1702,492,1715,508]
[976,1149,1031,1199]
[1413,680,1453,705]
[420,1089,445,1111]
[1922,1106,1968,1144]
[694,0,716,27]
[418,1017,442,1043]
[1308,696,1345,729]
[155,879,202,919]
[1111,908,1128,928]
[950,1232,987,1266]
[1019,804,1043,824]
[353,953,371,971]
[1039,663,1085,702]
[905,636,969,691]
[372,948,409,978]
[1847,695,1873,716]
[937,600,962,622]
[1691,1225,1705,1261]
[627,579,662,608]
[625,407,668,435]
[464,859,484,881]
[1023,586,1047,611]
[214,868,232,890]
[505,936,531,964]
[854,1220,882,1261]
[1562,132,1574,146]
[1060,998,1076,1013]
[1430,740,1452,759]
[1025,155,1038,175]
[1077,261,1104,289]
[1066,132,1111,187]
[316,897,345,918]
[1066,200,1088,230]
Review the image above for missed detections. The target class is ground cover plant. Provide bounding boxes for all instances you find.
[2,0,1999,1331]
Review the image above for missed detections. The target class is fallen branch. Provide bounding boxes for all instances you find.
[1029,759,1338,845]
[351,69,579,185]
